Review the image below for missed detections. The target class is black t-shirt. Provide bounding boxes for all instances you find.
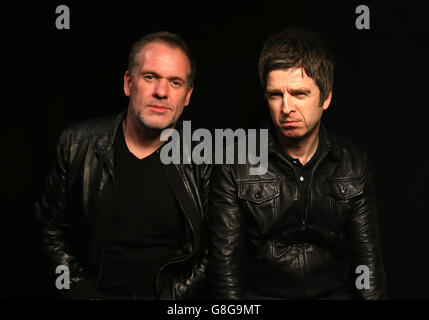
[97,123,185,297]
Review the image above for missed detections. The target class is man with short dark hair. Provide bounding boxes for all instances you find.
[35,31,211,300]
[209,27,387,299]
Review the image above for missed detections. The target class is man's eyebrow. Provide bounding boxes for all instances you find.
[266,87,311,93]
[289,88,311,94]
[142,70,186,83]
[266,88,283,93]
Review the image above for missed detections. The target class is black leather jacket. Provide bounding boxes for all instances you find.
[34,111,212,299]
[209,125,387,299]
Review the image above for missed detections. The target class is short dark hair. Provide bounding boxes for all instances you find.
[258,27,334,104]
[128,31,196,87]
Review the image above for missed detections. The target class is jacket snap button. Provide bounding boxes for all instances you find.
[255,192,262,199]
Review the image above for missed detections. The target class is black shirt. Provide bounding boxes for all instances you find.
[283,137,321,201]
[282,131,322,233]
[97,123,185,297]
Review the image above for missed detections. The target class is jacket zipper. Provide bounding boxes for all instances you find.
[155,154,198,297]
[299,151,328,297]
[301,243,307,297]
[155,253,192,298]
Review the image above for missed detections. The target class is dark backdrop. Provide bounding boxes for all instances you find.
[3,1,428,299]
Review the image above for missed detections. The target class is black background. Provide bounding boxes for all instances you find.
[2,1,429,299]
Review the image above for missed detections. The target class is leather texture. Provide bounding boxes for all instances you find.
[209,126,387,300]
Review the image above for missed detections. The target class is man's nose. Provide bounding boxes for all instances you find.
[153,79,169,99]
[281,94,295,114]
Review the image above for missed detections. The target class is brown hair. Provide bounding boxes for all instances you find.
[258,27,334,104]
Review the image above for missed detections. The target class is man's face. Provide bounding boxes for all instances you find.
[124,41,193,130]
[266,68,332,140]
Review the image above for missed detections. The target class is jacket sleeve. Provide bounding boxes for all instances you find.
[34,129,101,299]
[348,151,388,299]
[208,164,246,300]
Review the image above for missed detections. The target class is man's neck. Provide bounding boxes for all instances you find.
[122,114,170,160]
[277,123,321,166]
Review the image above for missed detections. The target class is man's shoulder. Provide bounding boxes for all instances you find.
[60,113,121,145]
[331,134,368,157]
[327,131,371,172]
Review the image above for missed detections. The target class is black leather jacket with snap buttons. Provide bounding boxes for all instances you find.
[209,125,387,300]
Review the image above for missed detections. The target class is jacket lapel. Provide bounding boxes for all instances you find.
[89,110,125,281]
[160,161,201,255]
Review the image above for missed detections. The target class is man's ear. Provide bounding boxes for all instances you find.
[321,91,332,111]
[124,70,131,97]
[184,87,194,107]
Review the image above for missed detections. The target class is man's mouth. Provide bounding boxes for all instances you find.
[281,120,300,126]
[148,105,169,112]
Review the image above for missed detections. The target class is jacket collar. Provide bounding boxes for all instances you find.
[320,125,341,161]
[96,109,127,154]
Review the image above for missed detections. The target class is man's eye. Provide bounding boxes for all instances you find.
[144,74,155,80]
[295,92,308,97]
[171,80,183,88]
[268,93,281,99]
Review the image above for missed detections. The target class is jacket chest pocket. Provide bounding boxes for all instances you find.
[237,181,280,234]
[325,178,363,218]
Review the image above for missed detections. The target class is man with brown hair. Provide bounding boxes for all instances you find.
[35,31,211,299]
[209,27,387,299]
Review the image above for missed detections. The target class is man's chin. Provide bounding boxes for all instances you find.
[138,117,174,132]
[278,127,304,139]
